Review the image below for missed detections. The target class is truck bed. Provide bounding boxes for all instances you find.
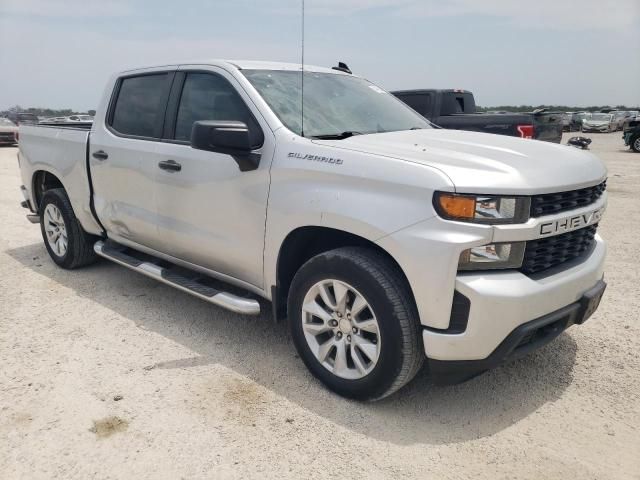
[37,121,93,130]
[18,124,102,236]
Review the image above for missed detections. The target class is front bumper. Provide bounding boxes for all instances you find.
[428,278,606,384]
[423,234,606,366]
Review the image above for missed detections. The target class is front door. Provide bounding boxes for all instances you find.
[154,67,274,289]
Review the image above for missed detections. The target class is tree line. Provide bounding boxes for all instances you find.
[476,104,639,113]
[0,105,96,118]
[3,103,638,119]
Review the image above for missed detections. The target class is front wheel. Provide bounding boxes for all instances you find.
[288,247,424,401]
[632,135,640,153]
[40,188,98,269]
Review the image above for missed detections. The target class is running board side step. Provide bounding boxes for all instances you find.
[94,240,260,315]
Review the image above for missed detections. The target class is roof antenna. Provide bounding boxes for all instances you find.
[300,0,305,138]
[332,62,352,74]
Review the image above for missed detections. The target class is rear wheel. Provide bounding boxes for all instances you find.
[288,247,424,401]
[40,188,98,269]
[631,135,640,153]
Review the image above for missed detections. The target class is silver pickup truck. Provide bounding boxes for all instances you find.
[18,60,608,400]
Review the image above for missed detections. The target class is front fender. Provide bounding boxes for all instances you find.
[263,137,454,297]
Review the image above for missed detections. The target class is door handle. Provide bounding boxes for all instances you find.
[158,159,182,172]
[92,150,109,161]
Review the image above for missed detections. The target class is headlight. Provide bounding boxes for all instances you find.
[458,242,525,271]
[434,192,530,224]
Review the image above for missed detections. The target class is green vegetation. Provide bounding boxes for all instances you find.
[2,103,638,119]
[476,105,639,113]
[0,105,96,118]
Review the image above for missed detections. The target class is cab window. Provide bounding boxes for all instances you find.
[110,73,170,138]
[173,72,263,148]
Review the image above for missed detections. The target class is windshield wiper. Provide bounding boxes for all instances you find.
[311,131,363,140]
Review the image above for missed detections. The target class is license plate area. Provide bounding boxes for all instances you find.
[576,280,606,325]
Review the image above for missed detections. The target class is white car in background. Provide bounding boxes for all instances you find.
[0,118,18,145]
[68,115,94,122]
[582,113,616,133]
[610,111,630,131]
[42,117,68,124]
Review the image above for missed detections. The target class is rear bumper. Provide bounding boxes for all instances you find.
[423,235,605,367]
[428,279,606,384]
[20,185,39,223]
[20,185,36,213]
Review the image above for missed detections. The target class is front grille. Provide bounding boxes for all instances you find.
[530,181,606,217]
[0,132,15,141]
[521,224,598,274]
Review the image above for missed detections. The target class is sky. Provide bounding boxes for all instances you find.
[0,0,639,111]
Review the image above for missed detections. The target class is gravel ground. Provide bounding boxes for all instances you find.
[0,132,638,480]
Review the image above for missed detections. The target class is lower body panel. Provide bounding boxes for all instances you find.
[428,279,606,384]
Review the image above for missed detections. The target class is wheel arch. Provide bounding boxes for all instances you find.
[271,226,415,322]
[32,169,65,211]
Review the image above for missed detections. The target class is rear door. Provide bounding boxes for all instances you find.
[153,66,275,289]
[90,69,175,250]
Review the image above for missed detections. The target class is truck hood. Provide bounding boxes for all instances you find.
[316,129,607,194]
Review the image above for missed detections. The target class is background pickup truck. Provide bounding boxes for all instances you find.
[392,89,563,143]
[18,60,607,401]
[623,119,640,152]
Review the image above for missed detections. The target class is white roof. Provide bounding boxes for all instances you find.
[228,60,341,74]
[121,59,347,75]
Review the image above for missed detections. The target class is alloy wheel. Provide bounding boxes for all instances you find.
[43,204,68,257]
[301,279,381,380]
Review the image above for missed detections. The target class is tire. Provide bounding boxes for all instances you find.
[39,188,98,269]
[632,135,640,153]
[288,247,424,401]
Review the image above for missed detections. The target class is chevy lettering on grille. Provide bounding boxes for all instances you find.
[539,206,605,236]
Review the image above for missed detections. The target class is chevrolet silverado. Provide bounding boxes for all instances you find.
[18,60,607,400]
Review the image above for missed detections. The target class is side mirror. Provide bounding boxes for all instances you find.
[190,120,260,171]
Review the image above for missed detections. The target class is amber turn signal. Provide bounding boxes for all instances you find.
[436,194,476,219]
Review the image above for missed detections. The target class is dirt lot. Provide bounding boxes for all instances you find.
[0,132,638,479]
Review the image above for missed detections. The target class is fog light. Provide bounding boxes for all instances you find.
[458,242,525,271]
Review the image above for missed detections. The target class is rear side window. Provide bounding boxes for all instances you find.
[441,93,476,115]
[395,93,431,116]
[173,72,263,147]
[110,74,169,138]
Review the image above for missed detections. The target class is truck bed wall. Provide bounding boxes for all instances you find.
[18,125,103,235]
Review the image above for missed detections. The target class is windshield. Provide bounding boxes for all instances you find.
[242,70,430,138]
[591,114,612,121]
[0,118,16,126]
